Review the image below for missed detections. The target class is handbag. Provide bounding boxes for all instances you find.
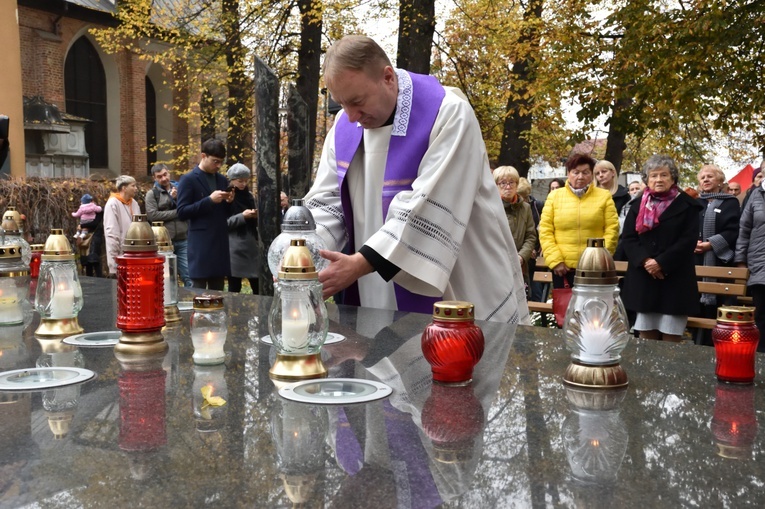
[552,279,573,328]
[76,233,93,257]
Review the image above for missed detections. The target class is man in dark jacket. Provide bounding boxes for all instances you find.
[146,163,192,287]
[177,139,233,290]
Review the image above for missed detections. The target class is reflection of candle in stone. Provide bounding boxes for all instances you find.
[281,306,309,350]
[0,287,23,325]
[50,284,74,319]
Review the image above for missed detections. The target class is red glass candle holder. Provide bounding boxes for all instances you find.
[116,215,165,333]
[119,368,167,451]
[117,252,165,332]
[29,244,43,279]
[712,306,759,384]
[711,382,758,459]
[422,301,484,386]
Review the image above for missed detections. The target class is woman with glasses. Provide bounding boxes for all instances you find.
[539,153,619,290]
[494,166,537,288]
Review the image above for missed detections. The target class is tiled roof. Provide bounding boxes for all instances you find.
[65,0,117,15]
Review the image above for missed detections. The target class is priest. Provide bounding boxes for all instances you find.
[305,35,529,324]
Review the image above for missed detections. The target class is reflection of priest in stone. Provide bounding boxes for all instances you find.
[305,35,529,323]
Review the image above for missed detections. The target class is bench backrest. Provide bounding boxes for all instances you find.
[533,261,748,296]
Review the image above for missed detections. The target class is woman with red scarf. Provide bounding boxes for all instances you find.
[620,155,703,342]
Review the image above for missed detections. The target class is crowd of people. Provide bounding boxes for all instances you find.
[62,34,764,346]
[501,153,765,350]
[74,139,267,294]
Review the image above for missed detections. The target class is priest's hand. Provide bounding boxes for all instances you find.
[318,250,374,299]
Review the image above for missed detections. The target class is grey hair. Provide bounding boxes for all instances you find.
[115,175,136,191]
[151,163,168,176]
[642,155,679,184]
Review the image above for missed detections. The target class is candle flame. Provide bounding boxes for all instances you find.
[590,439,600,447]
[205,331,214,344]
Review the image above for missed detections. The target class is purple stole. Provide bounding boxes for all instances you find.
[333,71,445,314]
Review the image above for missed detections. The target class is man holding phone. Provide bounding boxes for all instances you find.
[146,163,192,287]
[177,138,234,290]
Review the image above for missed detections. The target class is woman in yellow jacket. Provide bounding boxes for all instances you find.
[539,153,620,289]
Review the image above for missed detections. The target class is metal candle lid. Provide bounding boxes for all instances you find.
[432,301,475,321]
[2,207,22,228]
[151,222,173,252]
[0,245,28,277]
[42,229,75,261]
[123,215,157,252]
[30,244,44,253]
[1,215,20,234]
[193,295,224,310]
[281,199,317,232]
[278,239,318,280]
[574,238,619,285]
[716,306,755,324]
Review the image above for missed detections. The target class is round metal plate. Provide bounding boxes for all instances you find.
[62,331,122,348]
[0,367,96,392]
[278,378,392,405]
[260,332,346,345]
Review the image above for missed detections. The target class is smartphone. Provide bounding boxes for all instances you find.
[226,185,235,193]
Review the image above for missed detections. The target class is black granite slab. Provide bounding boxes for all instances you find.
[0,277,763,508]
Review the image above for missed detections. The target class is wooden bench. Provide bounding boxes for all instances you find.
[527,262,749,330]
[686,265,749,329]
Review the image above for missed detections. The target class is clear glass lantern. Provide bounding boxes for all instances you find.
[267,199,328,277]
[151,222,180,324]
[562,238,630,388]
[268,239,329,382]
[269,240,329,355]
[35,229,84,337]
[0,244,29,326]
[1,215,31,266]
[191,295,227,365]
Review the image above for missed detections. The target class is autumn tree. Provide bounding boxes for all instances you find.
[433,0,572,174]
[398,0,437,73]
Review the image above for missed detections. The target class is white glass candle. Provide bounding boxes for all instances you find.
[49,285,74,319]
[191,330,226,365]
[281,302,310,350]
[0,286,23,325]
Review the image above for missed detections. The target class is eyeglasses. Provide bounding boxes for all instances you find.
[205,156,224,165]
[497,181,517,188]
[569,170,592,177]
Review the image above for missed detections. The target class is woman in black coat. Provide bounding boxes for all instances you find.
[694,164,740,345]
[621,155,702,342]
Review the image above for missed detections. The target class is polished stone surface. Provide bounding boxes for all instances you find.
[1,277,764,508]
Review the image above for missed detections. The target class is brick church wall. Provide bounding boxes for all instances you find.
[17,5,188,179]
